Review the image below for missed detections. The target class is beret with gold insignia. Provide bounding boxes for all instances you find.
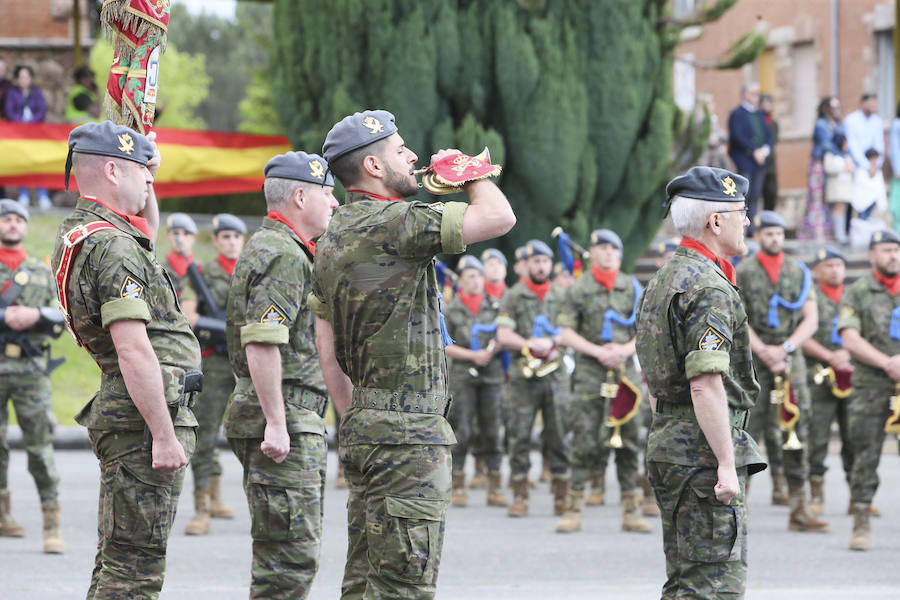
[665,166,749,204]
[0,198,29,222]
[752,210,786,231]
[810,245,845,266]
[212,213,247,235]
[265,151,334,186]
[870,228,900,248]
[481,248,507,266]
[323,109,398,163]
[590,229,623,250]
[524,239,553,259]
[65,120,155,189]
[457,255,485,275]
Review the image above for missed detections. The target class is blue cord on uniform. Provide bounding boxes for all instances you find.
[830,315,843,346]
[601,277,642,341]
[767,263,811,328]
[890,306,900,340]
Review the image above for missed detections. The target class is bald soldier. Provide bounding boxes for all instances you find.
[52,121,199,598]
[636,167,766,598]
[311,109,514,600]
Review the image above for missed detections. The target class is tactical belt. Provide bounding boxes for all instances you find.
[351,387,451,418]
[284,385,328,418]
[655,399,749,430]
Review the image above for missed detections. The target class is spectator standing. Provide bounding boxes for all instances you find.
[0,59,11,120]
[824,133,854,243]
[728,82,772,230]
[4,66,50,209]
[844,94,884,173]
[64,66,99,124]
[888,101,900,229]
[760,93,780,212]
[851,149,887,221]
[803,97,848,242]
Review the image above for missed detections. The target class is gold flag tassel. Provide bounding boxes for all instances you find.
[884,383,900,434]
[608,424,624,449]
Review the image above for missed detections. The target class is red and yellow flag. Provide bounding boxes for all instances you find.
[0,123,290,198]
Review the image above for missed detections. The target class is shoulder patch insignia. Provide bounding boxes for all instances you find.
[427,202,445,214]
[699,326,726,351]
[260,303,287,325]
[840,306,854,320]
[120,276,144,299]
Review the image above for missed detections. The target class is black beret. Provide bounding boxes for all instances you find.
[753,210,786,231]
[523,239,553,259]
[870,228,900,248]
[65,120,154,189]
[590,229,623,250]
[322,110,398,163]
[265,151,334,186]
[666,166,749,203]
[810,245,846,266]
[212,213,247,234]
[0,199,29,222]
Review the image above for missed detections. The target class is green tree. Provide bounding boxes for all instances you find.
[271,0,742,264]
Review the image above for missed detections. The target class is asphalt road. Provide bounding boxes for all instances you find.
[2,446,898,599]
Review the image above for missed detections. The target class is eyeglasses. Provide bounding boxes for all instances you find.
[716,207,749,217]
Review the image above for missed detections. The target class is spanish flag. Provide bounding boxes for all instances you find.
[0,122,290,198]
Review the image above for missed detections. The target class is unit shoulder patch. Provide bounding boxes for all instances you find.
[427,202,445,214]
[698,326,726,351]
[260,303,287,325]
[120,275,144,299]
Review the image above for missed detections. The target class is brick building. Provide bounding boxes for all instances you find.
[674,0,896,223]
[0,0,94,121]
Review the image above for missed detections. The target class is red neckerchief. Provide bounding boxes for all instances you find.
[83,196,152,238]
[347,189,403,202]
[818,282,843,304]
[873,269,900,296]
[524,277,551,301]
[680,237,737,285]
[266,211,315,255]
[459,291,483,315]
[166,251,193,279]
[756,251,784,285]
[0,247,27,294]
[484,281,506,299]
[217,254,237,277]
[592,266,618,291]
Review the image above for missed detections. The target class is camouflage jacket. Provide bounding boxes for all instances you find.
[495,281,568,382]
[808,286,842,353]
[164,253,197,303]
[198,254,231,315]
[838,272,900,389]
[443,292,504,385]
[737,253,815,376]
[636,246,764,471]
[309,192,467,446]
[225,217,326,438]
[50,197,200,430]
[0,255,57,376]
[557,271,640,387]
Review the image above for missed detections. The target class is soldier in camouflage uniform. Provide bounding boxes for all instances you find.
[183,213,245,535]
[555,229,650,535]
[443,255,507,508]
[311,110,514,600]
[51,121,199,599]
[0,199,65,553]
[837,228,900,551]
[737,210,828,532]
[636,166,767,598]
[162,212,198,305]
[800,246,858,517]
[224,151,338,598]
[496,239,571,518]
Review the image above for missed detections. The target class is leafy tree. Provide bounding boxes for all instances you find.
[271,0,745,264]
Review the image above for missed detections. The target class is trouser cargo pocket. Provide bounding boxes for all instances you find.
[676,470,742,563]
[369,496,447,584]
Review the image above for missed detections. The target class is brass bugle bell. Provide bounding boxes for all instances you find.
[607,424,624,449]
[812,364,830,386]
[783,428,802,451]
[770,375,785,405]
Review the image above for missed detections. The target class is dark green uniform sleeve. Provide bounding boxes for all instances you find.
[837,284,862,333]
[397,201,467,259]
[94,236,152,327]
[495,288,518,331]
[556,283,580,330]
[239,253,299,346]
[681,287,735,380]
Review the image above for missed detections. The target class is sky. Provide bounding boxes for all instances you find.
[172,0,237,19]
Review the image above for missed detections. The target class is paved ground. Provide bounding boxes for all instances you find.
[2,447,898,599]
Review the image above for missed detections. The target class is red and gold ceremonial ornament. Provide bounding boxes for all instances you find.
[101,0,171,134]
[812,364,852,399]
[774,373,803,450]
[885,383,900,435]
[414,147,502,195]
[603,366,641,449]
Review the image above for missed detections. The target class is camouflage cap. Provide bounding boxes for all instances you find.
[665,166,748,203]
[590,228,623,250]
[212,213,247,234]
[65,120,154,189]
[322,109,398,163]
[753,210,786,231]
[870,228,900,248]
[480,248,507,266]
[0,198,29,222]
[523,239,553,259]
[457,255,485,274]
[264,151,334,186]
[166,212,198,235]
[810,245,845,266]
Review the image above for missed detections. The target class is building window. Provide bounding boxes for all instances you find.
[792,42,817,135]
[876,30,895,124]
[674,55,696,111]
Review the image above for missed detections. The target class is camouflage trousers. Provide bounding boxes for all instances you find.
[807,378,853,480]
[847,384,893,505]
[749,368,810,488]
[0,371,59,503]
[568,386,641,493]
[87,426,196,600]
[339,442,451,600]
[228,432,326,600]
[447,373,503,472]
[507,377,570,477]
[190,353,232,491]
[648,462,750,599]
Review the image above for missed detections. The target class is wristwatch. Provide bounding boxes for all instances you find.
[782,341,795,354]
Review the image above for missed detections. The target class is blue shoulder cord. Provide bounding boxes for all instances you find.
[600,277,642,342]
[768,262,811,328]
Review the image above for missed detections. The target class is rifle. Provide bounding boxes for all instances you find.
[0,307,67,375]
[172,238,227,353]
